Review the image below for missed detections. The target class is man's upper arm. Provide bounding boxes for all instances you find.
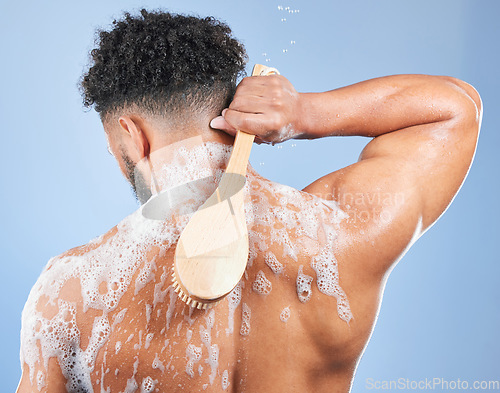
[17,255,82,393]
[303,78,481,276]
[17,358,67,393]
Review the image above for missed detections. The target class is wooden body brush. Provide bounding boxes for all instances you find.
[171,64,279,309]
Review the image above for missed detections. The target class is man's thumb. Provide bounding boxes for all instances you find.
[210,114,237,135]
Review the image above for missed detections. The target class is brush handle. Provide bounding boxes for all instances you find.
[224,64,279,176]
[225,131,255,176]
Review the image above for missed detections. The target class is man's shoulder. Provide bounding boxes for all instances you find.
[19,212,145,372]
[37,224,119,283]
[22,207,174,316]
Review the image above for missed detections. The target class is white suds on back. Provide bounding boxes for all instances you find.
[280,306,291,323]
[152,353,165,373]
[311,237,352,323]
[221,369,230,390]
[144,333,154,349]
[185,344,202,378]
[264,251,284,274]
[252,270,272,295]
[240,303,251,336]
[140,376,156,393]
[134,258,157,295]
[36,370,45,391]
[296,265,314,303]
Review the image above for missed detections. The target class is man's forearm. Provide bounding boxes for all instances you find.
[295,74,478,139]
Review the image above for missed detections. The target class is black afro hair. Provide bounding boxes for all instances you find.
[80,9,248,121]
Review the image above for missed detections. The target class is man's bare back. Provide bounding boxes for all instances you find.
[19,140,373,392]
[16,9,482,393]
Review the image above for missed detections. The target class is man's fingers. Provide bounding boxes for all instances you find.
[229,95,272,114]
[223,109,269,137]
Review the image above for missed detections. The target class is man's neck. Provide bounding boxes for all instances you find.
[150,135,233,191]
[138,135,257,221]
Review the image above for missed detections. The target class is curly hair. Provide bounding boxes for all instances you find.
[80,9,248,122]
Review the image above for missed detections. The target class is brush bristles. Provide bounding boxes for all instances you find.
[171,270,213,310]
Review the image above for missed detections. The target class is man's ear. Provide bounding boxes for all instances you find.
[118,115,151,159]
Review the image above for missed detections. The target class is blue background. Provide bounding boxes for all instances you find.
[1,0,498,391]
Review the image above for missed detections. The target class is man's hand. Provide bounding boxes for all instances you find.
[210,74,302,144]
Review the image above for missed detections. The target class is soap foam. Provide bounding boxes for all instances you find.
[140,376,156,393]
[185,344,202,378]
[144,333,154,350]
[279,306,291,323]
[123,357,140,393]
[226,282,242,336]
[252,270,272,295]
[152,353,164,373]
[36,370,45,391]
[296,265,314,303]
[240,303,251,336]
[134,258,156,295]
[311,241,353,323]
[264,252,284,274]
[221,369,230,390]
[245,171,350,321]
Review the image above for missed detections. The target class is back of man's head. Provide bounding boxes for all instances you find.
[80,9,247,126]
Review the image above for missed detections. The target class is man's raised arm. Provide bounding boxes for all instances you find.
[211,73,482,274]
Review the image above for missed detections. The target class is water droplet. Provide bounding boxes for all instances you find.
[290,40,296,45]
[281,18,287,22]
[282,49,288,53]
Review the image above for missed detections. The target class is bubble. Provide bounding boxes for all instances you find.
[226,283,242,335]
[296,265,313,303]
[240,303,251,336]
[152,353,165,372]
[141,376,156,393]
[281,18,287,22]
[252,270,272,295]
[311,247,352,323]
[282,49,288,53]
[222,370,230,390]
[265,252,284,274]
[280,306,291,322]
[290,40,296,45]
[36,370,45,391]
[185,344,202,378]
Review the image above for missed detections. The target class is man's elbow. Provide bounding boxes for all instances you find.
[442,76,483,128]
